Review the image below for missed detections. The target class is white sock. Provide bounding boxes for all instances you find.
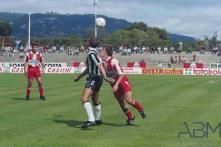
[83,102,95,122]
[95,104,102,121]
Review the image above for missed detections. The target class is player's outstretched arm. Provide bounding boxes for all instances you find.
[74,68,88,82]
[97,63,111,83]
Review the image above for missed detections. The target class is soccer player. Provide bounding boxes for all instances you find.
[24,43,45,100]
[74,37,109,128]
[100,45,147,125]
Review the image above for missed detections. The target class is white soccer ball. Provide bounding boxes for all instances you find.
[96,17,106,27]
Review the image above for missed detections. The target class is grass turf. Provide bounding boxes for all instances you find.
[0,74,221,147]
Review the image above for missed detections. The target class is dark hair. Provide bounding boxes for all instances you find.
[31,43,38,48]
[88,37,99,48]
[104,45,113,56]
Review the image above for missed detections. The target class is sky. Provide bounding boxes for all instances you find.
[0,0,220,39]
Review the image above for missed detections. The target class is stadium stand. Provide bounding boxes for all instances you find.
[1,50,221,68]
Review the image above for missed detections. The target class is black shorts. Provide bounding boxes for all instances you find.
[85,76,103,92]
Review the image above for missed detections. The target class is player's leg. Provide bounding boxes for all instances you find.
[91,76,103,125]
[81,87,96,128]
[36,77,45,100]
[26,78,33,100]
[116,95,135,125]
[92,92,102,125]
[124,91,146,119]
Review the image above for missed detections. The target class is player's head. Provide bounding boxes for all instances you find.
[100,45,113,59]
[31,43,38,53]
[88,37,99,48]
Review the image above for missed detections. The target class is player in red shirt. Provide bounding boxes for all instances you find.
[100,45,146,125]
[24,44,45,100]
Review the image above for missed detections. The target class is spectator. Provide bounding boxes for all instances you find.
[190,62,196,69]
[60,46,64,53]
[193,54,196,62]
[157,47,161,54]
[170,56,174,64]
[182,56,186,63]
[178,55,182,64]
[168,61,171,68]
[157,62,163,68]
[164,47,168,54]
[170,46,174,54]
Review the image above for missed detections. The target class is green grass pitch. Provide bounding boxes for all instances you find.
[0,74,221,147]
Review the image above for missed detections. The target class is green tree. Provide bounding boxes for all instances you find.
[126,22,148,32]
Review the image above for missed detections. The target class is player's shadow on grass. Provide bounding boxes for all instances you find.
[54,119,135,128]
[54,119,85,129]
[10,98,38,101]
[102,122,129,127]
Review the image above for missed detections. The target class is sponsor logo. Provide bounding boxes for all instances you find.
[44,63,67,67]
[143,68,183,75]
[193,68,221,75]
[184,68,192,75]
[46,67,73,73]
[122,67,142,74]
[10,67,24,73]
[210,63,218,69]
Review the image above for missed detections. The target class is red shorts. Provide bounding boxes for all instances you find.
[113,76,131,98]
[27,67,41,79]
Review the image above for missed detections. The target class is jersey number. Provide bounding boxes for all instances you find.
[91,81,95,86]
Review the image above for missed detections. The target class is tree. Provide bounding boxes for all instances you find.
[126,22,148,32]
[152,27,168,40]
[209,31,219,49]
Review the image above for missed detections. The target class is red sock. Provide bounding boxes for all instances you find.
[125,109,134,120]
[39,87,44,97]
[132,100,143,112]
[26,88,31,97]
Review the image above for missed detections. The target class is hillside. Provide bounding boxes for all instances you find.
[0,12,196,42]
[0,12,131,38]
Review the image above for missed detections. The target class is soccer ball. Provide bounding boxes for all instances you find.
[96,17,106,27]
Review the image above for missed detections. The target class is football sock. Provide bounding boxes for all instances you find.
[125,109,134,120]
[26,88,31,97]
[94,103,102,121]
[39,87,44,97]
[132,100,144,112]
[83,102,95,122]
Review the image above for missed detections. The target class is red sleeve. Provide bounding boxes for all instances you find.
[24,54,29,63]
[39,53,44,63]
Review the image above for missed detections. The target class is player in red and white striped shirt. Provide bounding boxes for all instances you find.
[24,44,45,100]
[100,45,146,125]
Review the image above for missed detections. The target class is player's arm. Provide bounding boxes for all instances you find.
[112,59,124,92]
[24,62,28,76]
[40,54,45,74]
[90,53,110,82]
[74,68,88,81]
[24,54,29,76]
[97,63,111,83]
[41,62,45,74]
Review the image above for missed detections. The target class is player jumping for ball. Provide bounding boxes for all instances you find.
[74,37,109,128]
[100,45,147,125]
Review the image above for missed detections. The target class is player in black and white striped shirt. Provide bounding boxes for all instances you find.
[74,37,109,128]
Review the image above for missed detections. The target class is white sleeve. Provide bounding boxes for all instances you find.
[111,59,123,75]
[90,53,102,65]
